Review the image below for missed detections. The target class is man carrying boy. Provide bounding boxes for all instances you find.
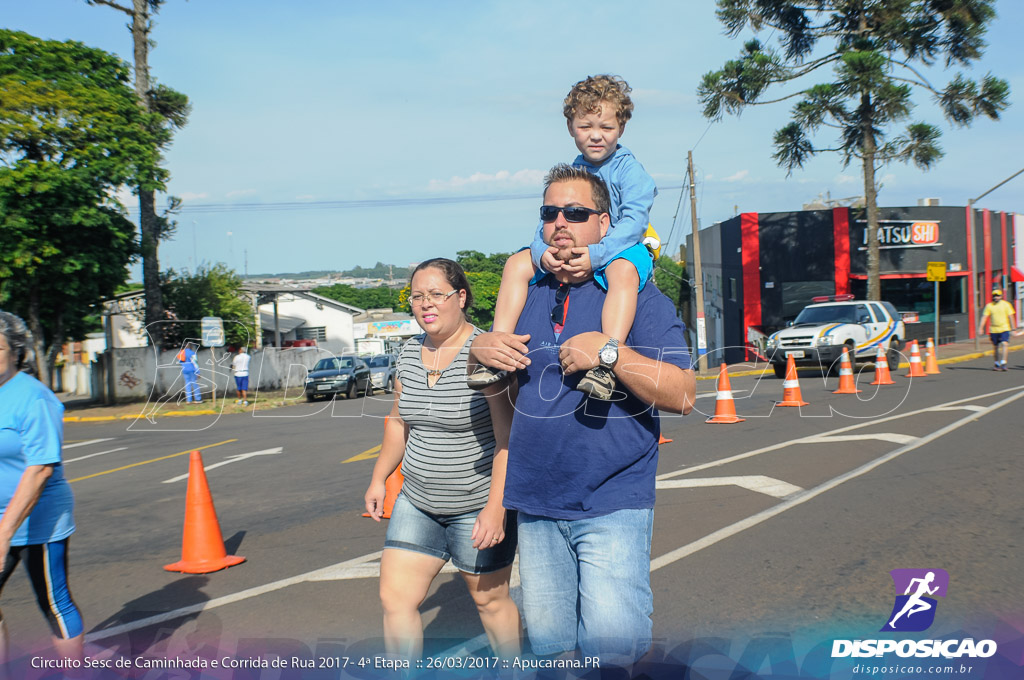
[469,75,657,400]
[472,164,695,662]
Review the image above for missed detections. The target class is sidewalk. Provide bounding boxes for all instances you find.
[59,388,303,422]
[694,333,1024,380]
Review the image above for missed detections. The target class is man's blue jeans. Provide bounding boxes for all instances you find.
[517,508,654,661]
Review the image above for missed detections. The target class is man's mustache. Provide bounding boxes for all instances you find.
[550,229,578,261]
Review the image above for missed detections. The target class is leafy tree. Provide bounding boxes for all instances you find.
[161,264,255,348]
[0,30,154,383]
[653,257,687,315]
[699,0,1010,300]
[457,250,511,277]
[465,271,502,329]
[86,0,191,347]
[313,284,404,311]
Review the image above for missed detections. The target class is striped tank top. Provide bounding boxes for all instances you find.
[396,327,496,515]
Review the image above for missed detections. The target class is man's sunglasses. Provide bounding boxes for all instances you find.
[551,283,569,326]
[540,205,602,223]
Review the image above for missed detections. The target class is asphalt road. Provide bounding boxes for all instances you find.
[4,354,1022,675]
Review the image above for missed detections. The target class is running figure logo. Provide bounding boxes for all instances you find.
[881,568,949,632]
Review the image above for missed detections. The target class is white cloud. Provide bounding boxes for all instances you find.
[179,191,209,201]
[428,169,545,192]
[722,169,749,182]
[226,189,258,199]
[835,174,858,185]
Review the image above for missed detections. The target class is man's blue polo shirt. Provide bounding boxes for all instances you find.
[504,276,691,519]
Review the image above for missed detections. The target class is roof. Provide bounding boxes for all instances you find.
[258,311,305,334]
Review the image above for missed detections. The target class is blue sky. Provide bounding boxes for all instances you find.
[5,0,1023,278]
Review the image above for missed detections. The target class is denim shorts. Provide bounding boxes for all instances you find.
[991,331,1010,345]
[384,493,517,574]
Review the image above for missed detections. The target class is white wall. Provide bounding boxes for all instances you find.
[109,346,342,403]
[258,294,356,354]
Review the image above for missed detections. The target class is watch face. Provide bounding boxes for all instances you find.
[600,347,617,364]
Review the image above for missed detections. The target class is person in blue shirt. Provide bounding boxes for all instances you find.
[0,311,83,668]
[469,75,658,401]
[471,165,695,664]
[177,342,202,403]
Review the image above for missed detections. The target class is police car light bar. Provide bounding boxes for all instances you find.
[811,294,856,303]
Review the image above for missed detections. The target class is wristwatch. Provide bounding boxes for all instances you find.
[598,338,619,369]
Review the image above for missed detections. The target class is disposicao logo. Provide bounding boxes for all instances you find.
[831,568,998,659]
[881,568,948,632]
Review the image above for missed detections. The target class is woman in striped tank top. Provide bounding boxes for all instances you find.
[364,259,519,659]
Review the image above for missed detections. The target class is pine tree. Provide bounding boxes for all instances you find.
[699,0,1010,300]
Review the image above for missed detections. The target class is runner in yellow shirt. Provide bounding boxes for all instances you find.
[977,289,1017,371]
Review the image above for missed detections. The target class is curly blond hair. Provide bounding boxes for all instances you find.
[563,75,634,128]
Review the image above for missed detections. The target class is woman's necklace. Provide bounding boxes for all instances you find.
[423,325,466,377]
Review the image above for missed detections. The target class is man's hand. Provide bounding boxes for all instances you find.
[471,332,532,373]
[540,247,563,274]
[558,331,608,375]
[560,247,593,280]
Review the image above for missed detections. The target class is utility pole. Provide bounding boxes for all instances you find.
[688,151,707,372]
[967,166,1024,351]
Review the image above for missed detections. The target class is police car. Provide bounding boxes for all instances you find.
[765,295,904,378]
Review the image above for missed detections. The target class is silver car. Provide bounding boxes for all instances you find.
[368,354,398,393]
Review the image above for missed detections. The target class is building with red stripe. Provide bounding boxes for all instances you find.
[686,205,1021,365]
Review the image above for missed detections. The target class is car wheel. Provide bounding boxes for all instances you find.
[346,381,357,399]
[306,392,317,403]
[386,377,394,394]
[887,338,902,371]
[773,363,786,379]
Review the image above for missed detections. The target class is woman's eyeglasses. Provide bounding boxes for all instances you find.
[539,205,602,223]
[409,290,458,306]
[550,283,569,325]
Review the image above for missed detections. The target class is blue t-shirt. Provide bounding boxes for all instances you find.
[504,276,691,519]
[529,145,657,271]
[0,372,75,545]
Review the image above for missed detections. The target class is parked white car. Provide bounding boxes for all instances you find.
[765,295,905,378]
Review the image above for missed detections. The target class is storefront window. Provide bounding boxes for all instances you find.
[850,278,965,318]
[781,281,835,321]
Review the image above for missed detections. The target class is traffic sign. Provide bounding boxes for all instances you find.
[201,316,225,347]
[926,262,947,282]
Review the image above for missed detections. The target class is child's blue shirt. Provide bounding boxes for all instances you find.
[529,145,657,271]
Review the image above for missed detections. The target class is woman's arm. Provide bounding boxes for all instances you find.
[471,379,517,549]
[363,378,410,521]
[0,464,54,556]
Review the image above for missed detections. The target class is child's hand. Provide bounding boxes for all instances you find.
[561,247,593,279]
[540,247,562,274]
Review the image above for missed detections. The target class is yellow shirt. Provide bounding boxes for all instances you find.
[981,300,1016,333]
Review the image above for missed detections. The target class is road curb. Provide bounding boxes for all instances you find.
[695,343,1024,380]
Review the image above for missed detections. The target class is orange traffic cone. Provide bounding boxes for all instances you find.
[363,416,406,519]
[905,340,927,377]
[833,347,861,394]
[658,433,674,444]
[870,345,895,385]
[776,354,809,407]
[924,337,941,374]
[164,451,246,574]
[707,363,745,423]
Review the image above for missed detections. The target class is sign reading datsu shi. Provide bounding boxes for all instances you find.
[856,220,942,250]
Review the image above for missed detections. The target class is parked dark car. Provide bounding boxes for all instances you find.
[304,355,371,401]
[368,354,398,393]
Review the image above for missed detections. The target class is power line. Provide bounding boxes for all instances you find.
[164,185,685,215]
